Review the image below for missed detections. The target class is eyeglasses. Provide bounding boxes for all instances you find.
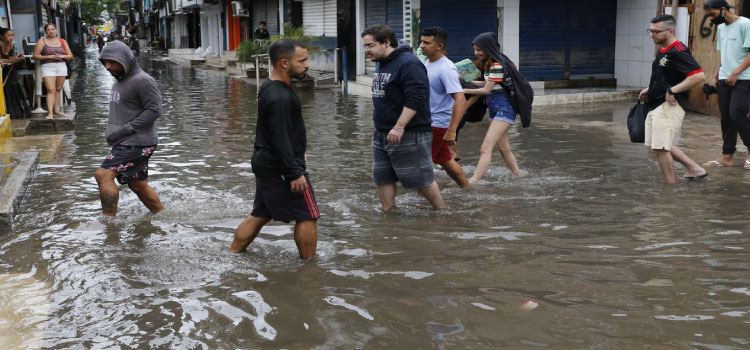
[364,42,379,49]
[646,28,670,35]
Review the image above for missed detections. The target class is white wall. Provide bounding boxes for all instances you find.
[200,4,223,56]
[615,0,658,87]
[499,0,519,66]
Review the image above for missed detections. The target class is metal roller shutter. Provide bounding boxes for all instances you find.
[568,0,616,78]
[365,0,402,39]
[253,0,279,36]
[520,0,616,81]
[302,0,337,37]
[520,0,566,81]
[419,0,498,62]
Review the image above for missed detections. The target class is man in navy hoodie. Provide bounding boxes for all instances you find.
[362,24,446,211]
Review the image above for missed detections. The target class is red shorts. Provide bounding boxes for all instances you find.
[431,127,453,163]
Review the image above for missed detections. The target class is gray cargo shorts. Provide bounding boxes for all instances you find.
[371,130,435,189]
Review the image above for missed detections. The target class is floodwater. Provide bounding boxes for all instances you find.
[1,48,749,350]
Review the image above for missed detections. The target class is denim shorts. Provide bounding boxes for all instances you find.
[487,92,516,124]
[372,130,435,189]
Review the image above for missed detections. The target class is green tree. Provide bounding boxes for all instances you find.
[75,0,124,25]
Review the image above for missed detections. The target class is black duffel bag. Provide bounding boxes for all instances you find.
[627,100,648,143]
[463,95,487,123]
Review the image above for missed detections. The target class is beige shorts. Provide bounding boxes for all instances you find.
[644,102,685,151]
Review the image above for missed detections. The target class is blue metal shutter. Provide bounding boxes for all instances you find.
[365,0,403,39]
[568,0,616,78]
[520,0,566,81]
[420,0,498,62]
[520,0,616,81]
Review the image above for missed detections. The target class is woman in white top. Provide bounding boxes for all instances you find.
[33,23,72,119]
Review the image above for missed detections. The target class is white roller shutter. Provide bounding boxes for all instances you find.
[302,0,336,37]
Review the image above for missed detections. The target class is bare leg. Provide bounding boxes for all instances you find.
[94,168,119,216]
[54,76,65,114]
[419,181,446,209]
[230,216,271,252]
[377,183,397,212]
[496,130,521,175]
[470,121,512,184]
[438,160,470,188]
[293,220,318,260]
[654,149,676,184]
[670,146,706,177]
[43,76,56,119]
[127,178,165,213]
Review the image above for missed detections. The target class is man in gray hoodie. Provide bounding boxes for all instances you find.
[94,41,164,216]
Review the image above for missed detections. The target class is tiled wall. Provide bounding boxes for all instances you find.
[500,0,520,66]
[615,0,659,87]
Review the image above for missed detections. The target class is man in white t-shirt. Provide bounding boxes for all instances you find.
[419,27,470,188]
[703,0,750,169]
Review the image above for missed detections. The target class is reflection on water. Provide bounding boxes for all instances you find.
[0,48,748,349]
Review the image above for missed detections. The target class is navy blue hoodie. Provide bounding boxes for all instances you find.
[371,46,431,132]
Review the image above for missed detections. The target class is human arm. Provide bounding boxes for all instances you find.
[666,72,706,105]
[444,92,467,145]
[639,87,649,100]
[711,63,720,87]
[388,61,429,143]
[32,40,47,61]
[725,52,750,87]
[106,80,163,141]
[265,99,307,187]
[61,39,74,60]
[464,94,480,109]
[463,80,497,96]
[468,80,486,87]
[387,107,417,144]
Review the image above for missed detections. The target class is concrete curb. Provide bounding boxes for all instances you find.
[0,152,39,229]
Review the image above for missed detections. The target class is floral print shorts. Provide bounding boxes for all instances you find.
[100,144,157,185]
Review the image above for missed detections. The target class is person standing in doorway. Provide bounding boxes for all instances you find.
[419,26,470,188]
[254,21,271,41]
[639,14,707,183]
[95,41,165,216]
[32,23,72,120]
[229,39,319,260]
[702,0,750,169]
[362,24,446,211]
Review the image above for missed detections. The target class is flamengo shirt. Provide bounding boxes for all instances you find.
[423,56,463,129]
[717,16,750,80]
[646,40,703,111]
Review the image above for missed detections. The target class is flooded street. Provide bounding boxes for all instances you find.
[1,49,749,349]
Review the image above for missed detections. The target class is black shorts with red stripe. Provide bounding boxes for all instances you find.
[251,172,320,222]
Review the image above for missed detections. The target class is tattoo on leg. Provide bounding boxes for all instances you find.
[101,193,118,214]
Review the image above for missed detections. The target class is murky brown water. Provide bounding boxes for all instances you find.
[0,48,748,349]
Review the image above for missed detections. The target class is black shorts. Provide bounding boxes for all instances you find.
[100,145,157,185]
[251,173,320,222]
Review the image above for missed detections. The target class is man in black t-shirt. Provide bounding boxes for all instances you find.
[639,14,707,184]
[229,39,319,260]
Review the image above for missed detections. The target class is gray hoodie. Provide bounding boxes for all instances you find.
[99,41,161,146]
